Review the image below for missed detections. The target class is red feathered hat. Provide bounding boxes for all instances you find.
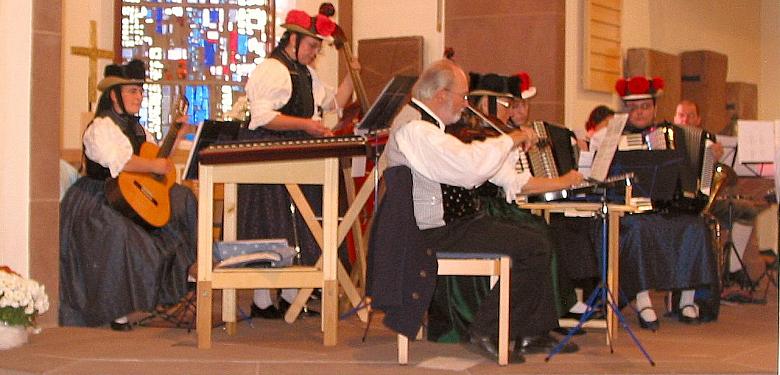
[281,4,337,42]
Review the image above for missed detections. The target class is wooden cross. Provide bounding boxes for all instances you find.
[70,20,114,110]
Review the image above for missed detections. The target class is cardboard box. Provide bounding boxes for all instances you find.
[625,48,681,123]
[680,50,729,134]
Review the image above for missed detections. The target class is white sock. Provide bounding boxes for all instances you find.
[281,288,298,303]
[568,302,588,314]
[636,291,657,321]
[113,316,128,324]
[253,289,273,308]
[679,289,698,318]
[729,223,753,273]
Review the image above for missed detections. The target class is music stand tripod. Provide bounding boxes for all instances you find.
[546,186,655,366]
[721,200,757,292]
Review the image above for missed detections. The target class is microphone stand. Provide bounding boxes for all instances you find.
[546,180,655,366]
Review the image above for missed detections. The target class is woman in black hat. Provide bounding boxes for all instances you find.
[59,60,197,331]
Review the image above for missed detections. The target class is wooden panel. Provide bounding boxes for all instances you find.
[584,0,622,93]
[589,54,621,72]
[445,0,566,124]
[590,22,620,42]
[590,6,620,25]
[592,0,621,10]
[357,36,423,105]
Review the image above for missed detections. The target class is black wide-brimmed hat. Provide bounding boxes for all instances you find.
[97,59,146,92]
[469,71,536,99]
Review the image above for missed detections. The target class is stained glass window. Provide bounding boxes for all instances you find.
[117,0,276,140]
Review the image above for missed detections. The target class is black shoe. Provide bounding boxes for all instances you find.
[468,332,525,364]
[110,321,132,331]
[250,303,283,319]
[516,333,579,355]
[552,326,586,336]
[677,305,701,325]
[637,307,659,331]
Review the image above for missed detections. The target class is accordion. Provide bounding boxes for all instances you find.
[517,121,578,178]
[615,122,717,212]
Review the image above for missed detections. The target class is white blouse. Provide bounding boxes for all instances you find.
[82,116,154,178]
[393,99,532,202]
[245,57,339,130]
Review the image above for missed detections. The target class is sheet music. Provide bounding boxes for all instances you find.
[715,135,737,166]
[590,113,629,181]
[737,120,775,163]
[578,150,595,178]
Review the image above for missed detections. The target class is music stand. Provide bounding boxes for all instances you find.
[547,114,655,364]
[546,180,655,366]
[355,75,417,134]
[183,119,241,180]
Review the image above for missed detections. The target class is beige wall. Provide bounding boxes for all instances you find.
[565,0,779,135]
[62,0,113,151]
[0,1,32,275]
[760,0,780,120]
[353,0,444,67]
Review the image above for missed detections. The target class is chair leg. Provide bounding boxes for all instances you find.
[498,256,510,366]
[398,334,409,365]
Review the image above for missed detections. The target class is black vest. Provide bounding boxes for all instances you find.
[408,102,480,223]
[84,110,146,180]
[240,49,316,141]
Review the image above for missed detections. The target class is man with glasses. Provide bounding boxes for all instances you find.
[368,59,580,364]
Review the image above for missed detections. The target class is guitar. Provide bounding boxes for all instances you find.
[105,95,189,227]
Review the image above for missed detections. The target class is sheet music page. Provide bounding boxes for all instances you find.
[578,150,595,178]
[715,135,737,166]
[737,120,775,163]
[590,113,629,181]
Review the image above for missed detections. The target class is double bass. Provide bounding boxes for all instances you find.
[319,3,370,135]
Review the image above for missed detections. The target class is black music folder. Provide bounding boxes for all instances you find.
[183,119,241,180]
[609,150,684,202]
[356,75,417,133]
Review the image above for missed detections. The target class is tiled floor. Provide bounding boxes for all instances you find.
[0,288,777,375]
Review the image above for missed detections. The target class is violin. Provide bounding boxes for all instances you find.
[321,3,370,135]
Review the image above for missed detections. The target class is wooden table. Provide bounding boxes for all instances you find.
[518,201,638,345]
[196,156,378,348]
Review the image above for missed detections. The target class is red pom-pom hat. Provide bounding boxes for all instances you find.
[281,8,336,42]
[614,76,664,101]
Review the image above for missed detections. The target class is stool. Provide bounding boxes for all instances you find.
[397,253,511,366]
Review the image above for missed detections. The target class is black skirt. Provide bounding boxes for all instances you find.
[59,177,197,327]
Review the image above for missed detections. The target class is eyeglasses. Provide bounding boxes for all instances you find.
[625,102,654,112]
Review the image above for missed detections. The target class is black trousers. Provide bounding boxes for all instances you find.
[421,213,559,339]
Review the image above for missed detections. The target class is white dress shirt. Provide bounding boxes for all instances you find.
[393,99,532,202]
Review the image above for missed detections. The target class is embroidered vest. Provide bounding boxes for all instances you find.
[408,102,480,223]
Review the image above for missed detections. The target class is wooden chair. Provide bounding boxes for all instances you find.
[397,253,511,366]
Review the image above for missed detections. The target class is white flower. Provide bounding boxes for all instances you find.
[0,268,49,327]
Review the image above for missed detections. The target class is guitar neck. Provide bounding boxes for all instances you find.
[156,121,183,159]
